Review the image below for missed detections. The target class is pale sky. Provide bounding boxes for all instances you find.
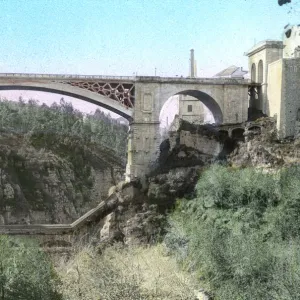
[0,0,298,116]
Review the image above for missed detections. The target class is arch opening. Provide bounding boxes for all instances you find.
[176,90,222,124]
[251,63,256,82]
[0,85,133,120]
[218,130,229,139]
[248,126,262,134]
[258,60,264,83]
[232,128,245,142]
[162,90,222,124]
[159,90,221,134]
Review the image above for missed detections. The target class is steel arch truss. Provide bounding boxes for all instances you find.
[60,81,135,108]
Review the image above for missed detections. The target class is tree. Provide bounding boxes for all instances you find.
[0,236,62,300]
[278,0,291,5]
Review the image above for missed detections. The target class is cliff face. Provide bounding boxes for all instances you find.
[229,117,300,168]
[1,113,293,234]
[4,116,296,248]
[146,117,299,208]
[0,131,125,225]
[147,119,226,207]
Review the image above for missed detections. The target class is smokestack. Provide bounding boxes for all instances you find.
[190,49,196,78]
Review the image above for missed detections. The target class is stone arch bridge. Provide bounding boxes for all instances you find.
[0,73,256,180]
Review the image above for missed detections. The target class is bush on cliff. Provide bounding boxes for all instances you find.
[165,165,300,300]
[0,235,62,300]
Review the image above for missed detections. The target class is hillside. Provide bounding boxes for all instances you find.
[0,98,128,224]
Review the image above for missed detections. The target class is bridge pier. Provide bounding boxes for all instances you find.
[126,121,160,181]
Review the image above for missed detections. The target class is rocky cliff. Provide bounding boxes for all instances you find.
[229,117,300,168]
[144,117,299,209]
[3,112,297,246]
[0,130,125,225]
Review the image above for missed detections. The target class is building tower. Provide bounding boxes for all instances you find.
[189,49,197,78]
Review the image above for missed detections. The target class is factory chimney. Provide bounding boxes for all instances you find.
[189,49,197,78]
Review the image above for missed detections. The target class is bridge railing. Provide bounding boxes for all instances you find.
[0,73,253,85]
[0,73,136,81]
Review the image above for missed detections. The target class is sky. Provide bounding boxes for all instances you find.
[0,0,298,115]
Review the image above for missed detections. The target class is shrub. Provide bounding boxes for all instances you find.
[57,243,198,300]
[165,165,300,299]
[0,235,62,300]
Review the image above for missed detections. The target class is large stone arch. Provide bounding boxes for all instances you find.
[0,82,133,120]
[175,90,223,124]
[158,88,223,124]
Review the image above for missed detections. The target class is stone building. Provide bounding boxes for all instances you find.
[178,94,213,124]
[246,25,300,138]
[178,94,205,124]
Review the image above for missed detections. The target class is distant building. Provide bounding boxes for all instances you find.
[213,65,248,78]
[178,95,206,124]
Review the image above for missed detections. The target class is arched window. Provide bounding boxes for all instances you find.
[251,63,256,82]
[258,60,263,83]
[232,128,245,142]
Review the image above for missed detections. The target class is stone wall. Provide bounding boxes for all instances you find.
[281,58,300,137]
[267,59,283,133]
[222,85,248,123]
[266,58,300,138]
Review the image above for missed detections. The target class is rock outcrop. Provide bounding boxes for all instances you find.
[4,115,299,247]
[0,131,125,225]
[229,117,300,168]
[146,119,228,207]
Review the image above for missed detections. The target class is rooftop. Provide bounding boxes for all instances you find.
[214,65,239,77]
[214,66,248,78]
[245,40,284,57]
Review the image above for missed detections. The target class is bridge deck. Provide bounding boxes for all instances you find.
[0,73,257,85]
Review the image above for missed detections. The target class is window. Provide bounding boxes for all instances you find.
[285,29,292,38]
[187,105,193,112]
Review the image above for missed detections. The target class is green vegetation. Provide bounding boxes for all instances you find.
[0,98,128,218]
[58,243,198,300]
[4,97,300,299]
[0,235,62,300]
[0,97,128,159]
[165,165,300,299]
